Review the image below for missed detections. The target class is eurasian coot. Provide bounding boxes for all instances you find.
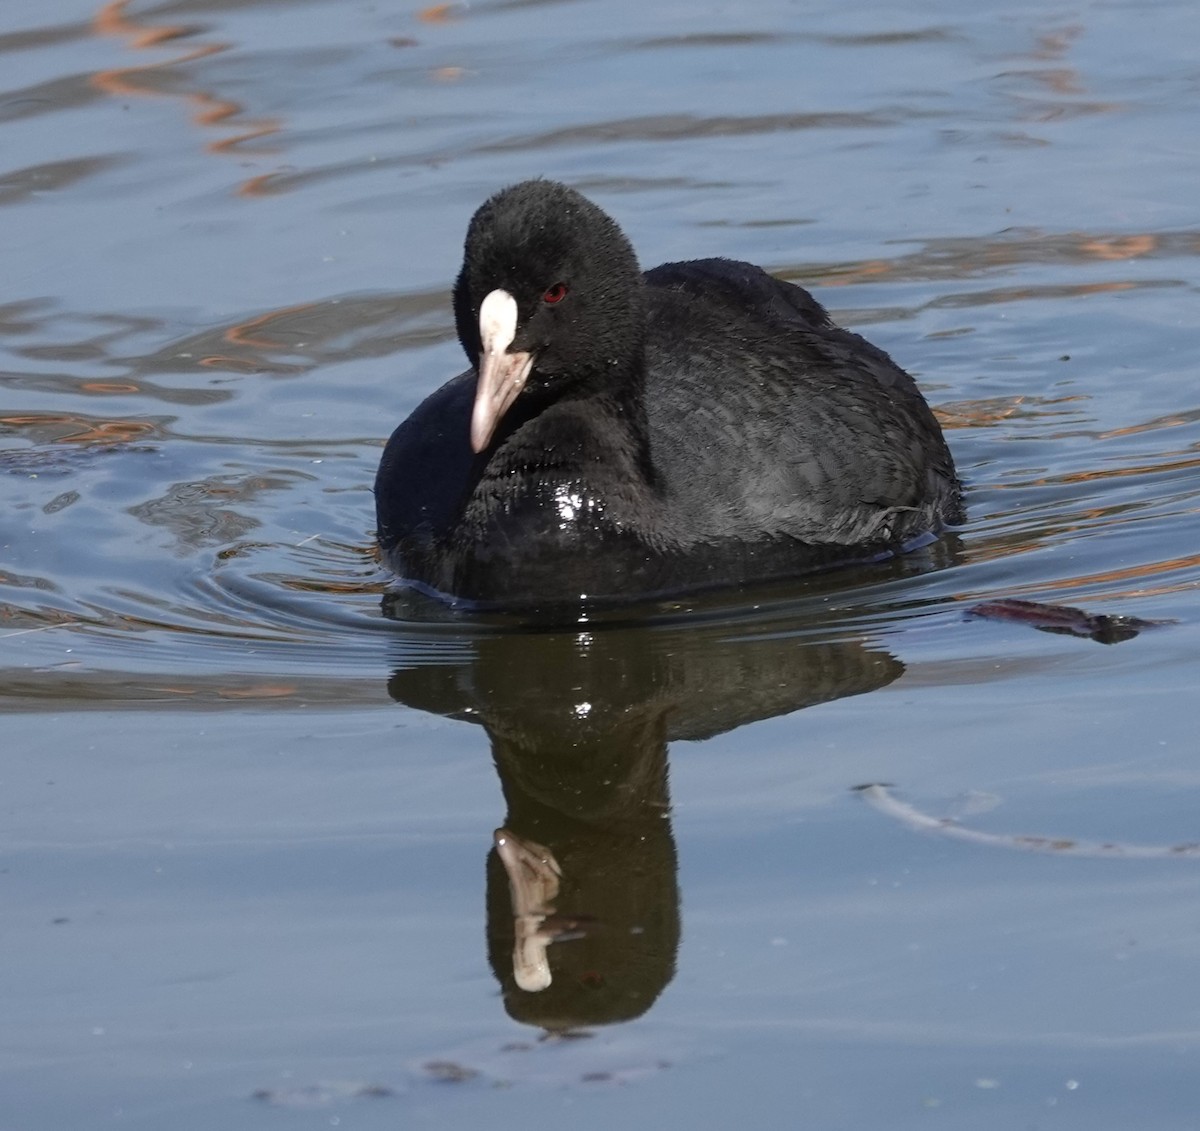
[375,180,962,607]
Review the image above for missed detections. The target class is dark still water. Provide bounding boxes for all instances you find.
[3,0,1200,1127]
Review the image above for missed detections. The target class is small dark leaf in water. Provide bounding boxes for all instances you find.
[423,1060,479,1083]
[252,1080,394,1107]
[967,598,1172,644]
[42,490,79,514]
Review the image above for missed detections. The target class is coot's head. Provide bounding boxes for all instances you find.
[452,180,644,453]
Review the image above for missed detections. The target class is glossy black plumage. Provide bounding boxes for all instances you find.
[375,180,962,607]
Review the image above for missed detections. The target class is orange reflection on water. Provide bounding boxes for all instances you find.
[148,681,297,701]
[222,304,319,351]
[1022,25,1086,94]
[1062,553,1200,598]
[1021,67,1085,96]
[188,304,321,372]
[215,684,297,699]
[1096,411,1200,440]
[417,4,463,23]
[0,412,156,443]
[1033,453,1200,487]
[934,394,1088,430]
[1005,23,1121,120]
[91,0,282,167]
[277,575,389,595]
[819,259,892,287]
[238,172,286,199]
[813,227,1176,289]
[1032,25,1085,62]
[965,552,1200,604]
[196,356,271,373]
[962,518,1200,591]
[1079,235,1158,261]
[80,381,140,394]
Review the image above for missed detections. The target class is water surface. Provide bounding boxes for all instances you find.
[3,0,1200,1127]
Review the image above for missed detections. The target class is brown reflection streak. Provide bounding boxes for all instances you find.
[224,304,319,350]
[417,4,463,23]
[963,554,1200,603]
[134,683,295,699]
[216,685,296,699]
[1080,236,1158,261]
[817,231,1170,288]
[1035,454,1200,486]
[1008,24,1120,118]
[190,304,323,372]
[1,602,297,649]
[0,608,81,634]
[197,356,268,372]
[0,413,154,443]
[1097,413,1196,440]
[935,395,1087,430]
[1029,68,1083,96]
[90,1,282,171]
[81,381,140,394]
[1014,28,1086,95]
[1032,25,1084,62]
[276,577,390,595]
[238,173,285,199]
[1046,557,1200,602]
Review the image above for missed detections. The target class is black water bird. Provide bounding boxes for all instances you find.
[375,180,962,608]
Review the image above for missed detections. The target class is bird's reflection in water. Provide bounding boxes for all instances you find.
[385,585,914,1034]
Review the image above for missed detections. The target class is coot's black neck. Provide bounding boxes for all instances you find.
[487,351,658,492]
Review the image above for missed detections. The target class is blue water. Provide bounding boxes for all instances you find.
[3,0,1200,1127]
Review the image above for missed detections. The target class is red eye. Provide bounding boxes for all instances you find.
[542,283,568,305]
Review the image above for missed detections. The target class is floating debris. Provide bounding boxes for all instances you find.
[252,1080,394,1108]
[423,1060,480,1084]
[856,784,1200,859]
[967,598,1173,644]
